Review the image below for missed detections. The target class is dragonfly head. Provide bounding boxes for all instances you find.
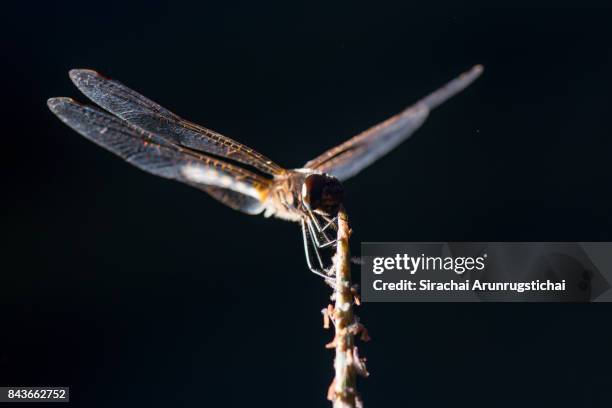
[301,173,344,216]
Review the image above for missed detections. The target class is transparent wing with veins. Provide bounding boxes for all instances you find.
[68,69,286,177]
[47,97,271,215]
[304,65,483,181]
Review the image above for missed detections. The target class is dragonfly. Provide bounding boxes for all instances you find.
[48,65,482,280]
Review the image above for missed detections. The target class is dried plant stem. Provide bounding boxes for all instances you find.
[324,207,369,408]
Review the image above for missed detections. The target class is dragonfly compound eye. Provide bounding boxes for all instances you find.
[303,174,344,215]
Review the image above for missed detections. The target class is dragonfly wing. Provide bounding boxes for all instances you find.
[305,104,430,182]
[68,69,285,176]
[48,97,270,215]
[199,186,266,214]
[304,65,483,181]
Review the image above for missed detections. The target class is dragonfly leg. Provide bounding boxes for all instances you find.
[301,219,335,282]
[307,218,338,249]
[319,214,338,233]
[307,212,337,249]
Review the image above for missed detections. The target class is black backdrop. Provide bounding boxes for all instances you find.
[3,1,612,407]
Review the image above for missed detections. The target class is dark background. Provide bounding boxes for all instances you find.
[3,1,612,407]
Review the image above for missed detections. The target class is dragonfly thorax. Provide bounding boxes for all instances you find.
[301,173,344,216]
